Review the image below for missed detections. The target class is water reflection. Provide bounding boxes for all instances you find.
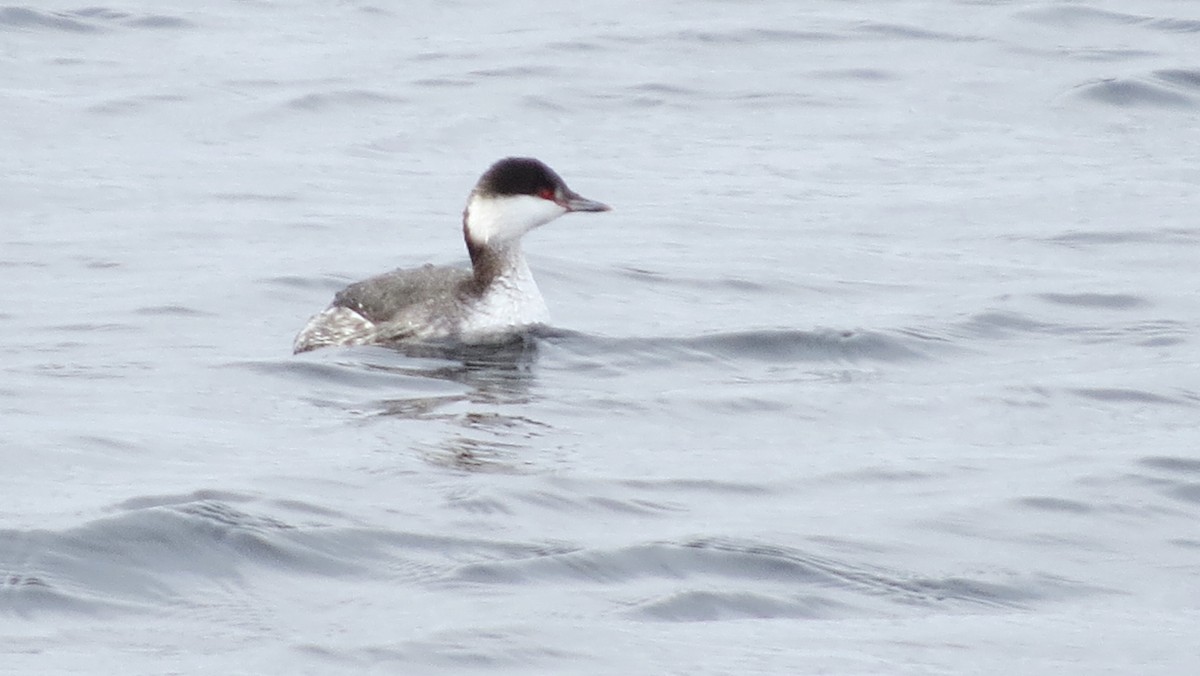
[364,334,540,410]
[353,333,547,472]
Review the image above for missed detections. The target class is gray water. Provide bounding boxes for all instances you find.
[3,1,1200,673]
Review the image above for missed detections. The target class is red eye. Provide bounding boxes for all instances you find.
[537,187,556,201]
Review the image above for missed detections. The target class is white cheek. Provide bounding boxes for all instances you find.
[467,194,566,245]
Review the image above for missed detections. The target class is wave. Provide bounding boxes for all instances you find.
[539,326,930,368]
[1071,77,1194,108]
[0,491,555,617]
[454,535,1080,621]
[0,6,192,33]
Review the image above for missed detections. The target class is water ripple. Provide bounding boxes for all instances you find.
[1015,4,1200,34]
[668,27,844,45]
[1016,496,1094,514]
[0,7,101,33]
[285,89,406,112]
[545,328,927,367]
[639,589,842,621]
[1072,77,1194,108]
[1155,68,1200,90]
[1070,387,1194,407]
[856,21,979,42]
[1045,227,1200,247]
[0,493,558,617]
[0,6,193,32]
[1016,6,1146,28]
[1130,456,1200,512]
[954,310,1189,347]
[1149,18,1200,32]
[1037,292,1149,310]
[454,536,1067,621]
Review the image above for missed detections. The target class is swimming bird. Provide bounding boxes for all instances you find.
[293,157,610,353]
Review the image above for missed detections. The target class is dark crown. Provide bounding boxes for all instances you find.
[474,157,565,197]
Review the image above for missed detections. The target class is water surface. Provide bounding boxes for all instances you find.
[2,1,1199,673]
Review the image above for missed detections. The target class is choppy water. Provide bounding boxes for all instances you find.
[3,1,1200,673]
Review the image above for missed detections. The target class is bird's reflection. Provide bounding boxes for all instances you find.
[346,332,550,471]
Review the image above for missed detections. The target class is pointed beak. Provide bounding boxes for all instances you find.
[560,189,611,213]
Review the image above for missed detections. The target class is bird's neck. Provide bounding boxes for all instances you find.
[465,236,531,292]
